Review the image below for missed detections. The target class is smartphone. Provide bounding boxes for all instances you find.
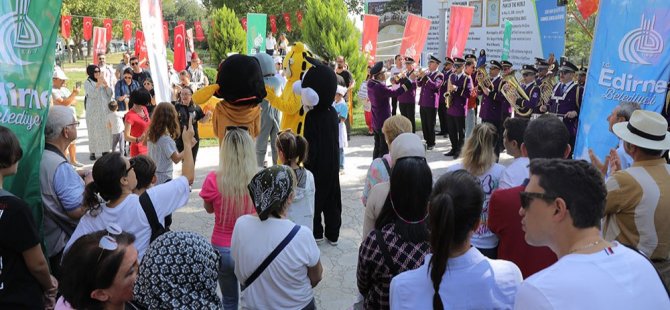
[75,81,82,89]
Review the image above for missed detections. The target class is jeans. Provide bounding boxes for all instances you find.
[111,133,125,154]
[339,147,344,169]
[213,245,239,310]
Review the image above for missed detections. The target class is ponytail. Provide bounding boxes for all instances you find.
[82,182,103,214]
[428,193,456,310]
[295,135,308,166]
[277,130,309,166]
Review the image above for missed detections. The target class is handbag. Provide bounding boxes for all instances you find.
[243,225,300,291]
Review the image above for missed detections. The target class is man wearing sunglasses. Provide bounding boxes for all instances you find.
[97,53,117,95]
[517,64,541,116]
[514,158,670,309]
[488,115,569,278]
[130,56,152,85]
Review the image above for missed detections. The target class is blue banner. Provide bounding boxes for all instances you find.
[535,0,566,59]
[575,0,670,160]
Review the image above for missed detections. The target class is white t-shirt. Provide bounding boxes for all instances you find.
[106,111,125,134]
[232,215,320,310]
[390,248,522,310]
[65,176,190,260]
[447,163,506,249]
[266,37,277,50]
[514,242,670,310]
[499,157,529,189]
[288,168,315,230]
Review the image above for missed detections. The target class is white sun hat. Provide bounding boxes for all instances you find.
[612,110,670,150]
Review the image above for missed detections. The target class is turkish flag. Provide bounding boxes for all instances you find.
[83,16,93,41]
[241,18,247,31]
[173,25,186,72]
[297,11,303,26]
[283,13,292,32]
[61,15,72,39]
[269,15,277,34]
[135,30,148,68]
[163,22,169,44]
[123,20,132,42]
[361,15,380,63]
[194,21,205,41]
[447,6,475,58]
[92,27,107,66]
[178,20,185,28]
[575,0,599,19]
[398,14,431,61]
[103,18,113,43]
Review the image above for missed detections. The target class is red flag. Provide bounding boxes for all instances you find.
[575,0,599,19]
[163,21,169,44]
[361,15,380,63]
[194,21,205,41]
[135,30,148,68]
[83,17,93,40]
[103,18,113,43]
[297,11,303,26]
[178,20,185,28]
[269,15,277,34]
[398,14,431,61]
[173,25,186,72]
[92,27,107,66]
[283,13,292,32]
[61,15,72,39]
[241,18,247,31]
[447,6,475,58]
[123,20,132,42]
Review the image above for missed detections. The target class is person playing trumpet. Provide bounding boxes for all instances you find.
[390,54,404,115]
[395,57,419,133]
[417,55,445,150]
[540,60,583,157]
[479,60,505,157]
[444,58,472,158]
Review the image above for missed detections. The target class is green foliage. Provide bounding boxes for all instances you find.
[208,6,247,65]
[163,0,207,24]
[203,67,218,83]
[564,1,596,65]
[302,0,367,99]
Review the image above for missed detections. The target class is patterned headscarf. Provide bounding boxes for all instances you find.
[248,165,295,220]
[134,231,221,309]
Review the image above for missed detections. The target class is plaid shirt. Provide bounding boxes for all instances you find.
[357,223,430,310]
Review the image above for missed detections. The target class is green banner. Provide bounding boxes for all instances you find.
[501,21,512,61]
[0,0,63,223]
[246,13,267,55]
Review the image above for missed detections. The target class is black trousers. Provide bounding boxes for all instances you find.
[437,101,449,134]
[373,129,388,159]
[313,191,343,242]
[446,115,465,154]
[420,107,437,147]
[482,119,502,159]
[399,102,416,133]
[391,97,398,116]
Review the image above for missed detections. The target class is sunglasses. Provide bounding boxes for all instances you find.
[519,191,558,209]
[94,70,101,73]
[226,125,249,132]
[131,62,139,66]
[124,77,132,80]
[125,160,136,175]
[277,128,293,136]
[522,72,534,77]
[67,121,80,128]
[96,224,122,263]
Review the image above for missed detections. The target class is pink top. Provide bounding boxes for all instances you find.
[199,171,255,247]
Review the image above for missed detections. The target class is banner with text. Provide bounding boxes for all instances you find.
[399,14,431,61]
[246,13,267,55]
[140,0,171,103]
[362,14,380,64]
[447,5,474,58]
[1,0,63,222]
[575,0,670,160]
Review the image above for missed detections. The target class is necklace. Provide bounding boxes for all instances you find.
[569,239,604,254]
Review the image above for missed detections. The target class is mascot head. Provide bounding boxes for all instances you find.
[214,54,266,105]
[299,57,337,112]
[283,42,314,81]
[253,53,282,92]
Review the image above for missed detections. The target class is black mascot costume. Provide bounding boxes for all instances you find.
[299,58,343,243]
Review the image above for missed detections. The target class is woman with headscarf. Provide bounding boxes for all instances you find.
[134,231,222,309]
[84,64,113,161]
[232,166,323,310]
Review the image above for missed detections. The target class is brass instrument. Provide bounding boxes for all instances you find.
[475,66,493,91]
[444,78,453,108]
[501,70,532,117]
[538,53,558,110]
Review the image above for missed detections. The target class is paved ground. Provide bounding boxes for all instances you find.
[73,116,512,310]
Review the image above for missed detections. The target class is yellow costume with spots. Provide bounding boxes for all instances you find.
[265,42,314,136]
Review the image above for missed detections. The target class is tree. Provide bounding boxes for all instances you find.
[163,0,207,26]
[302,0,367,96]
[564,1,596,65]
[208,6,246,65]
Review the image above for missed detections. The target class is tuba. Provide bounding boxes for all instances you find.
[476,66,493,91]
[501,71,532,117]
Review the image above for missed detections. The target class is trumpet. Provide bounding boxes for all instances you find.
[443,78,453,108]
[476,66,493,91]
[501,70,532,117]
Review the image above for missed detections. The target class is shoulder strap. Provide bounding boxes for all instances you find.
[381,157,392,175]
[375,229,399,276]
[0,189,14,198]
[620,243,670,298]
[139,192,166,243]
[243,224,301,290]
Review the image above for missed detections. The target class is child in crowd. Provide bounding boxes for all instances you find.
[276,129,315,230]
[106,101,125,154]
[147,102,184,184]
[334,86,349,173]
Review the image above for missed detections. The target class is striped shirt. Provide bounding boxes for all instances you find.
[148,135,178,184]
[604,158,670,260]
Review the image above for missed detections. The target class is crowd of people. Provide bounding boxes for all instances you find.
[2,41,670,310]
